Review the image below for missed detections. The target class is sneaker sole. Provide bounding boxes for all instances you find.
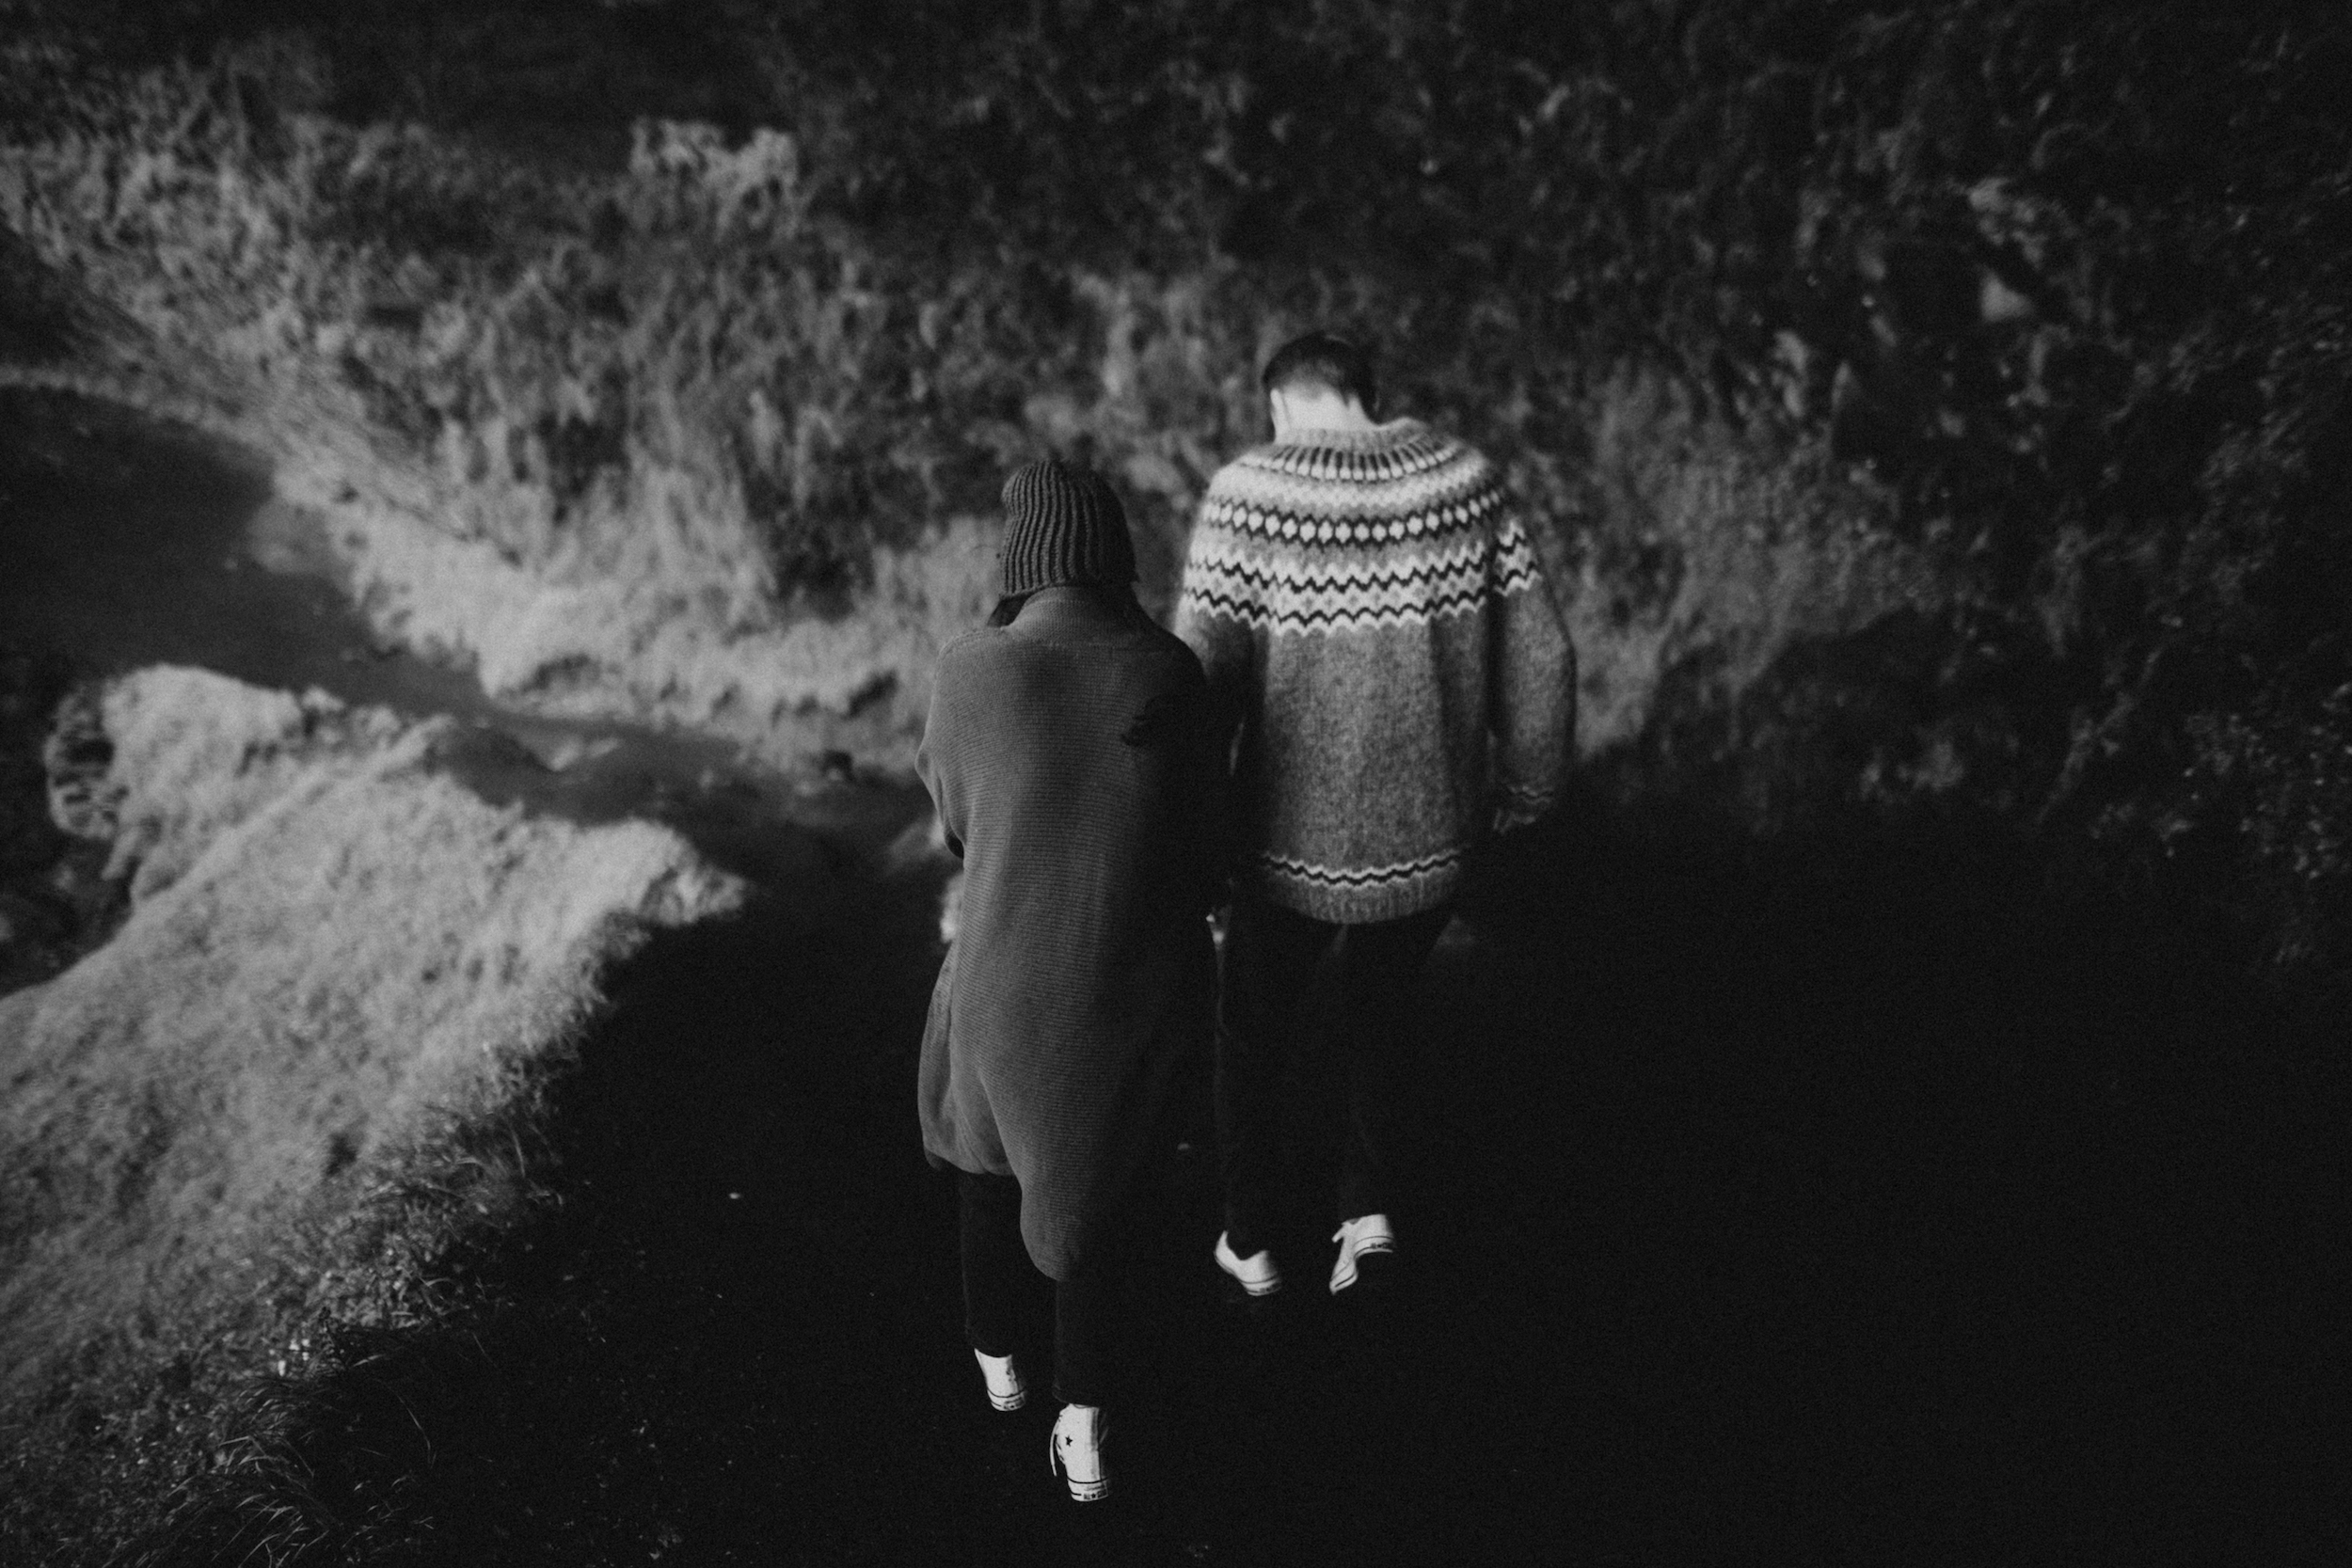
[1213,1238,1281,1297]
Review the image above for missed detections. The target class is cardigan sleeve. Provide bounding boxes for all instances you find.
[1171,483,1258,780]
[1172,649,1235,909]
[916,639,971,859]
[1486,501,1576,832]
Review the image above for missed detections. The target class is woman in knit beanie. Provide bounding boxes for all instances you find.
[914,458,1218,1502]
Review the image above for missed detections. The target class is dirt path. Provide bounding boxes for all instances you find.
[6,397,2337,1565]
[192,830,2338,1567]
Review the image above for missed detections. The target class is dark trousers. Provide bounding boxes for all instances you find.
[958,1170,1117,1407]
[1215,893,1453,1256]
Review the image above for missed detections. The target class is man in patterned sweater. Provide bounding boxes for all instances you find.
[1174,330,1576,1297]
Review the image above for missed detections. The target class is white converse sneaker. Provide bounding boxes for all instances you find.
[974,1348,1025,1412]
[1329,1212,1397,1293]
[1213,1231,1281,1297]
[1049,1402,1109,1501]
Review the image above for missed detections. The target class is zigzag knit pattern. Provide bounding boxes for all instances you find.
[1181,427,1545,637]
[1176,419,1576,924]
[1246,846,1466,909]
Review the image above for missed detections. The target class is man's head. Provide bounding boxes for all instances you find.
[1261,331,1379,436]
[997,457,1136,599]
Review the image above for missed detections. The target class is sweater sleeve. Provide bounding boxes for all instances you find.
[1486,500,1577,832]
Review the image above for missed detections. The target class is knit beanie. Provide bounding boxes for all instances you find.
[998,459,1136,597]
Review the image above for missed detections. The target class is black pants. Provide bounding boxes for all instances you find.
[958,1170,1118,1407]
[1215,893,1454,1256]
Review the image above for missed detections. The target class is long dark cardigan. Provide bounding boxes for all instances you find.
[914,610,1217,1280]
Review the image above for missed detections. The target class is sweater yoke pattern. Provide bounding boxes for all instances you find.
[1182,430,1543,638]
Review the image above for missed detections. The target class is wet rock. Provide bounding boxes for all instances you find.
[41,686,119,843]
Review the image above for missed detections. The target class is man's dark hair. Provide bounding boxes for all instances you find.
[1260,331,1378,415]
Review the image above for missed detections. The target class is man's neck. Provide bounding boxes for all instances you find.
[1268,388,1380,441]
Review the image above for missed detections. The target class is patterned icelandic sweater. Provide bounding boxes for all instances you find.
[1174,418,1576,923]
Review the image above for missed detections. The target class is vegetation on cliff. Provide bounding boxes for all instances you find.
[1,0,2344,971]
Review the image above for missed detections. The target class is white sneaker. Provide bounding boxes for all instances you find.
[1213,1231,1281,1297]
[1049,1402,1109,1501]
[974,1349,1025,1412]
[1329,1212,1397,1293]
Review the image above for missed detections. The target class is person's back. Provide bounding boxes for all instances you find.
[1174,330,1575,1300]
[919,598,1212,1232]
[1179,416,1566,919]
[915,460,1214,1506]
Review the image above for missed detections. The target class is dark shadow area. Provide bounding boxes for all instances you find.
[0,393,285,687]
[1441,819,2344,1565]
[144,808,2342,1566]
